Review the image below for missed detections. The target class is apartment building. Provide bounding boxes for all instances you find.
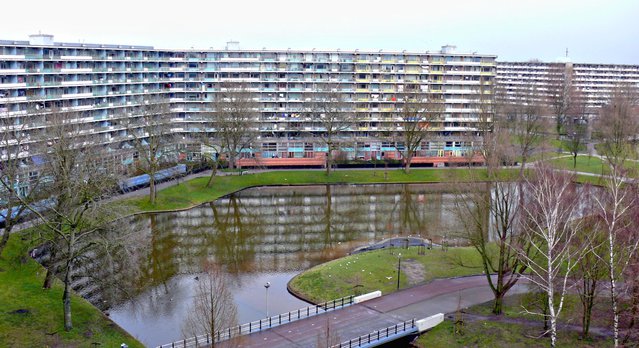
[0,35,495,170]
[496,60,639,115]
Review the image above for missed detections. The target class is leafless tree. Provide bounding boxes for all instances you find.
[454,112,530,314]
[25,109,121,331]
[305,86,355,175]
[454,179,531,315]
[0,103,43,256]
[395,85,441,173]
[212,83,259,172]
[547,63,573,138]
[592,167,638,347]
[596,84,639,170]
[315,316,341,347]
[182,261,237,346]
[561,90,590,169]
[517,164,586,348]
[126,97,177,205]
[497,86,547,174]
[573,212,607,338]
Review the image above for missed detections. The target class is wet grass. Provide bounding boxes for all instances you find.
[0,231,143,348]
[288,246,484,304]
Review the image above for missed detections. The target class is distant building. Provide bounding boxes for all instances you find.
[496,60,639,115]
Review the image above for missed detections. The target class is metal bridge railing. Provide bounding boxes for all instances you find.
[331,318,417,348]
[157,294,355,348]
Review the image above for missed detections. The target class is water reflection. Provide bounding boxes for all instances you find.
[73,183,469,347]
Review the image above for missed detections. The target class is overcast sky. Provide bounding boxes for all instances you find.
[2,0,637,64]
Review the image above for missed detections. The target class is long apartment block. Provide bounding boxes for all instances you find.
[496,61,639,114]
[0,35,497,168]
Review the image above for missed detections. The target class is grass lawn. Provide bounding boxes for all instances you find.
[414,292,615,348]
[125,168,520,212]
[288,246,484,304]
[547,155,609,175]
[413,317,613,348]
[0,231,143,348]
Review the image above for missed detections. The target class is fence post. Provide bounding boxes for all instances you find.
[278,314,281,325]
[288,311,291,322]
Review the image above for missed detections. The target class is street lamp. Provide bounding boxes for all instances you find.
[264,282,271,317]
[397,253,402,290]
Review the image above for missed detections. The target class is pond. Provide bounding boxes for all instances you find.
[72,183,471,347]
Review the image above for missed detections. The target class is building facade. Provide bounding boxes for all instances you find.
[0,35,495,170]
[496,60,639,115]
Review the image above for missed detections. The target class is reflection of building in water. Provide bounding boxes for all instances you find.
[71,184,472,309]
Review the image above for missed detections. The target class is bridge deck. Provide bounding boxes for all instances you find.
[217,275,529,348]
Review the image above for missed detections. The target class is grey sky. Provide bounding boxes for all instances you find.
[2,0,637,64]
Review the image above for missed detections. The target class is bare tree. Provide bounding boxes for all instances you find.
[305,86,355,175]
[126,97,177,205]
[26,109,121,331]
[517,165,586,347]
[573,213,607,338]
[0,103,43,256]
[497,86,547,174]
[596,85,639,170]
[592,168,638,347]
[212,83,259,172]
[547,63,573,138]
[396,85,441,173]
[455,179,531,315]
[182,261,237,346]
[315,316,341,347]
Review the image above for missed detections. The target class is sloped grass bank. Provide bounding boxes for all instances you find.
[0,232,143,347]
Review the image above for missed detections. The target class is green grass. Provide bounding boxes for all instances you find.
[549,138,587,154]
[288,246,484,303]
[125,168,521,213]
[0,231,143,348]
[415,292,615,347]
[414,317,612,348]
[547,155,609,175]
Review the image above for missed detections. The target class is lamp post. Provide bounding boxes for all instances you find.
[397,253,402,290]
[264,282,271,317]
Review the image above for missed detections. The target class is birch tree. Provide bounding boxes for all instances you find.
[517,165,585,347]
[593,85,639,347]
[593,168,637,347]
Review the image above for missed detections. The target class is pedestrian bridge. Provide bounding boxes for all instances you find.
[157,275,527,348]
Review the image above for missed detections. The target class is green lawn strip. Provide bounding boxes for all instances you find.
[125,168,523,213]
[0,232,143,348]
[414,317,612,348]
[415,292,614,347]
[288,246,484,304]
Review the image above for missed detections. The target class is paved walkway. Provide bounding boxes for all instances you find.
[217,275,530,348]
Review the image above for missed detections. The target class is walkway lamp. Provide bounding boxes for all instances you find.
[264,282,271,317]
[397,253,402,290]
